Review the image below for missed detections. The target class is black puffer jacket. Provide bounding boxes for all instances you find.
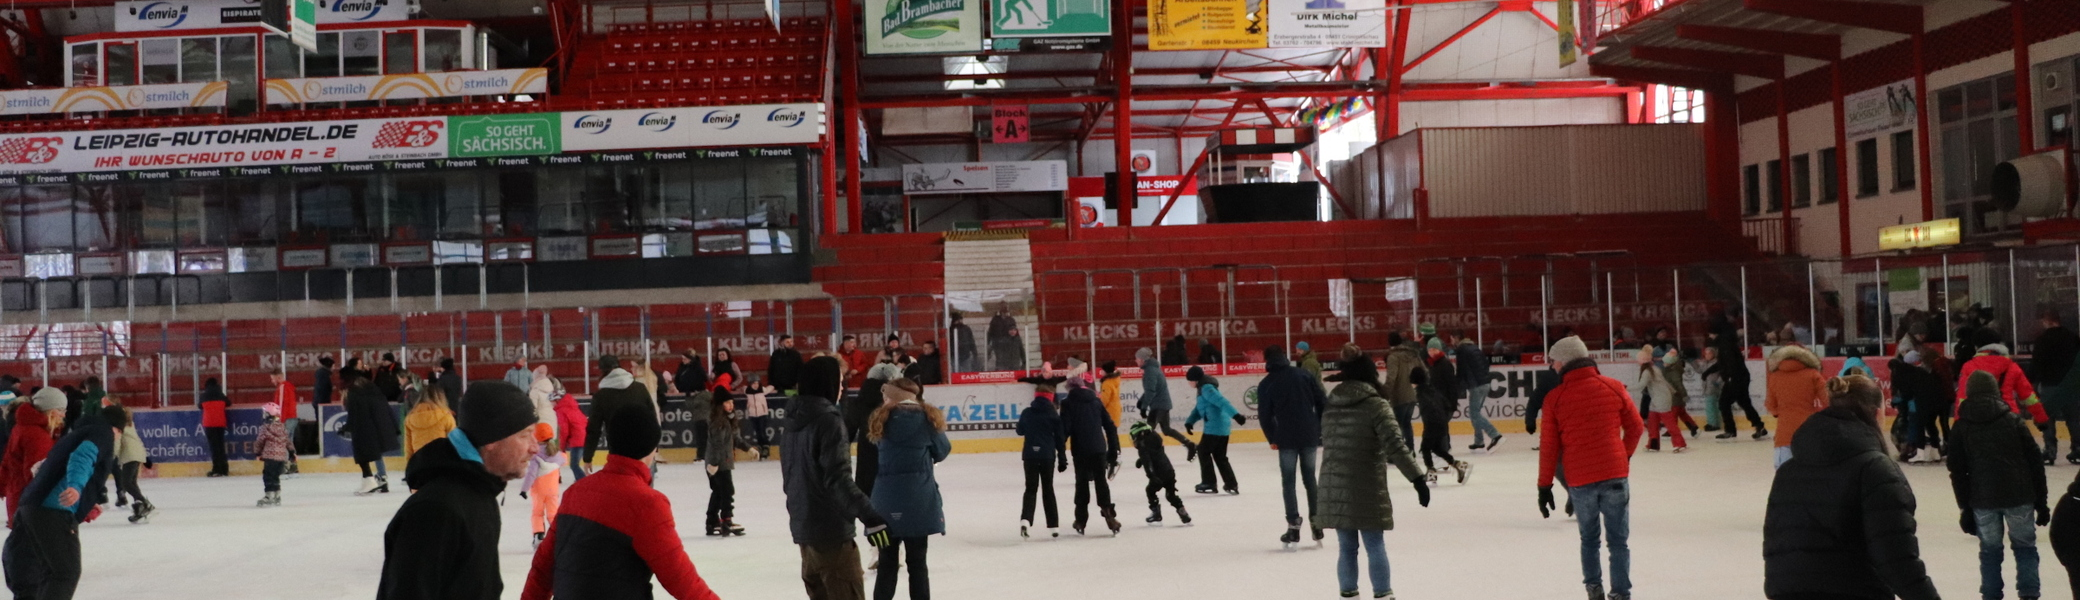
[1060,387,1118,459]
[1015,395,1065,465]
[1131,426,1176,485]
[1948,371,2047,511]
[1763,407,1939,600]
[780,393,883,545]
[344,382,401,464]
[378,435,509,600]
[1257,348,1326,449]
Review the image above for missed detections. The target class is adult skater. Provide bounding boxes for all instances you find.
[521,408,720,600]
[1318,351,1429,598]
[1294,341,1323,381]
[2052,469,2080,599]
[1763,375,1940,600]
[1455,337,1501,451]
[505,357,533,392]
[344,375,402,495]
[1062,372,1122,536]
[676,349,710,398]
[435,357,464,410]
[784,356,891,600]
[1184,366,1240,495]
[2,405,116,600]
[1418,339,1469,483]
[1534,336,1643,600]
[1957,330,2050,425]
[0,390,61,526]
[849,362,902,496]
[1704,340,1768,441]
[199,378,229,477]
[1382,335,1424,449]
[583,355,652,468]
[1258,346,1326,546]
[314,355,336,405]
[1134,347,1196,459]
[109,405,152,523]
[867,378,949,600]
[770,334,805,393]
[377,381,539,600]
[1949,371,2049,600]
[1766,345,1827,469]
[2035,311,2080,464]
[1015,375,1066,538]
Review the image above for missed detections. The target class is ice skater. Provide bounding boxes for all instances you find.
[256,403,290,507]
[866,378,948,600]
[1014,375,1066,538]
[108,405,153,523]
[705,384,753,536]
[1319,352,1430,597]
[745,376,775,461]
[1062,374,1122,536]
[1259,346,1325,547]
[1536,336,1644,600]
[4,405,116,600]
[1636,348,1688,453]
[519,423,564,547]
[1950,371,2050,600]
[1183,366,1241,495]
[1135,347,1197,460]
[1130,421,1190,526]
[1418,339,1470,483]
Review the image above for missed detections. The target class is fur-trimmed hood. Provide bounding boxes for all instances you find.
[1769,345,1820,372]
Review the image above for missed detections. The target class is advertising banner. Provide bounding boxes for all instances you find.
[990,0,1109,37]
[116,0,405,31]
[1266,0,1386,48]
[990,106,1030,143]
[0,82,227,115]
[448,113,560,158]
[1148,0,1267,50]
[1844,80,1916,140]
[264,69,548,104]
[560,104,825,151]
[866,0,984,54]
[0,117,446,175]
[902,160,1068,195]
[1558,0,1577,67]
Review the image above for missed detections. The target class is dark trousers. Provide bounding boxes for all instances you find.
[1144,409,1195,450]
[2044,403,2080,461]
[1146,477,1183,517]
[2053,491,2080,600]
[748,416,774,448]
[4,507,80,600]
[1020,460,1059,528]
[691,420,709,461]
[1906,398,1951,450]
[262,460,283,492]
[1392,403,1416,451]
[872,537,930,600]
[114,463,146,507]
[855,437,880,497]
[706,469,735,526]
[799,540,865,600]
[1717,379,1765,435]
[1421,421,1455,470]
[1072,453,1112,526]
[1197,434,1236,490]
[205,427,229,475]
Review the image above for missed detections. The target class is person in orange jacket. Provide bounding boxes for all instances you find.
[1765,345,1827,469]
[1098,360,1124,425]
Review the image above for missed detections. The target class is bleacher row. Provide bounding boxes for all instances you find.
[566,16,830,107]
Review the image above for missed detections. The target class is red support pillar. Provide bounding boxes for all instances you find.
[836,0,863,235]
[2013,2,2035,155]
[1384,0,1412,136]
[1833,62,1852,257]
[1704,90,1741,224]
[1777,78,1795,256]
[1111,0,1135,228]
[1913,32,1934,221]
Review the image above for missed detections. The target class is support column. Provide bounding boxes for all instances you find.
[1834,61,1851,257]
[1704,91,1741,224]
[2013,1,2035,155]
[1384,0,1412,136]
[1777,77,1795,256]
[1111,0,1134,228]
[836,0,863,235]
[1914,32,1934,221]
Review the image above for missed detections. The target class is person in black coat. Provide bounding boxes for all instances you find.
[378,381,539,600]
[1130,420,1189,526]
[314,356,336,405]
[1524,365,1559,436]
[345,377,402,495]
[1162,335,1189,367]
[582,356,653,466]
[1949,370,2050,599]
[782,356,888,600]
[375,352,403,404]
[1060,381,1120,536]
[2033,310,2080,463]
[769,335,805,392]
[1704,342,1767,440]
[1893,349,1950,461]
[905,341,945,385]
[1014,378,1066,538]
[434,358,464,411]
[3,406,115,600]
[949,314,978,374]
[2050,469,2080,600]
[1763,375,1940,600]
[1257,346,1325,535]
[1418,339,1466,480]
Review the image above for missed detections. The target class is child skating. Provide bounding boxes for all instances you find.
[1129,421,1190,527]
[745,377,775,461]
[1638,348,1689,453]
[706,384,754,536]
[1014,376,1066,539]
[519,423,564,547]
[1184,366,1242,494]
[1419,338,1471,483]
[1060,376,1122,536]
[256,403,290,507]
[109,405,154,522]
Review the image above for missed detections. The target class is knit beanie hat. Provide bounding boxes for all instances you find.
[1135,348,1153,362]
[30,387,65,412]
[1186,366,1206,382]
[1296,341,1310,353]
[457,381,537,448]
[1425,338,1444,353]
[598,355,621,372]
[1418,322,1437,337]
[1547,336,1590,366]
[607,409,661,459]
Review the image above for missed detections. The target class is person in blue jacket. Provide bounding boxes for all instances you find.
[1014,376,1067,539]
[1136,348,1197,460]
[1185,366,1242,495]
[3,404,116,600]
[867,378,950,600]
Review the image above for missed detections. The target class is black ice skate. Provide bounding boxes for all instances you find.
[1715,431,1738,440]
[129,501,154,524]
[1280,525,1301,549]
[1752,427,1770,441]
[1176,506,1191,525]
[1224,485,1239,495]
[724,519,745,536]
[374,476,390,494]
[1585,583,1603,600]
[532,532,545,548]
[1312,523,1325,545]
[1146,509,1163,525]
[256,491,280,508]
[1101,506,1122,536]
[1194,483,1218,494]
[1072,518,1087,536]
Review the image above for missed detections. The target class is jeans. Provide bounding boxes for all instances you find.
[873,537,930,600]
[799,540,865,600]
[1335,529,1390,596]
[205,427,229,475]
[1278,446,1319,525]
[1392,403,1416,453]
[1465,384,1500,445]
[262,460,283,492]
[1976,505,2041,599]
[1774,447,1793,469]
[1565,478,1630,595]
[1703,392,1723,429]
[1197,434,1236,490]
[1021,460,1059,528]
[282,418,302,462]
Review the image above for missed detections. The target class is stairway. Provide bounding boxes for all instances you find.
[944,232,1039,369]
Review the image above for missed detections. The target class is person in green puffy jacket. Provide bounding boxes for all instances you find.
[1184,367,1241,495]
[1315,353,1431,599]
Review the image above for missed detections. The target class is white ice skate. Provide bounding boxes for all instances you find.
[1020,519,1032,539]
[1453,461,1472,485]
[354,476,380,496]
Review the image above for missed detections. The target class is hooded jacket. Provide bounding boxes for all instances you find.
[19,412,112,524]
[528,370,557,436]
[1131,425,1177,484]
[674,355,709,396]
[1258,349,1327,449]
[1060,386,1119,459]
[1766,346,1828,449]
[1015,394,1066,465]
[1098,374,1123,425]
[1763,407,1939,600]
[1537,360,1645,489]
[345,382,402,464]
[1315,380,1427,531]
[403,401,455,459]
[1296,349,1323,382]
[0,403,54,522]
[1382,344,1425,408]
[584,369,651,464]
[1137,354,1172,412]
[1957,344,2049,424]
[378,432,512,600]
[780,392,884,545]
[521,454,718,600]
[1418,353,1459,423]
[1947,371,2048,511]
[553,393,588,454]
[1185,376,1239,436]
[871,405,952,539]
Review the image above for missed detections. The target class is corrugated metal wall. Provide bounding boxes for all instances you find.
[1338,134,1424,220]
[1420,124,1707,218]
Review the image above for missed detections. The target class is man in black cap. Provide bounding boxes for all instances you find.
[377,381,540,600]
[583,355,652,468]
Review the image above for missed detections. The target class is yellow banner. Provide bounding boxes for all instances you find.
[1877,218,1961,250]
[1558,0,1577,67]
[1149,0,1267,50]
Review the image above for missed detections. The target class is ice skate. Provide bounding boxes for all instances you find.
[256,491,280,508]
[1686,424,1700,438]
[1146,509,1163,525]
[1020,519,1032,539]
[725,519,745,536]
[1224,485,1238,495]
[1279,525,1300,549]
[532,532,545,548]
[1585,583,1604,600]
[285,462,300,476]
[128,501,153,524]
[1376,593,1395,599]
[116,496,128,508]
[1072,518,1087,536]
[1193,483,1218,494]
[1466,442,1485,451]
[705,521,725,536]
[1715,431,1738,440]
[373,476,390,494]
[2067,453,2079,465]
[1752,427,1770,441]
[1311,523,1324,546]
[1672,446,1689,454]
[1704,424,1720,432]
[1453,461,1472,484]
[1176,506,1191,525]
[354,476,380,496]
[1101,506,1121,536]
[1048,527,1060,538]
[1423,469,1439,484]
[1486,437,1504,453]
[1607,593,1629,600]
[1645,442,1661,452]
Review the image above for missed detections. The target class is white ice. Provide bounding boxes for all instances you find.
[80,436,2073,599]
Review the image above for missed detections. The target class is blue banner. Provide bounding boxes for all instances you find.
[317,404,404,459]
[131,407,268,463]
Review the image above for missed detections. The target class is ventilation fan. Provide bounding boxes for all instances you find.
[1991,149,2072,219]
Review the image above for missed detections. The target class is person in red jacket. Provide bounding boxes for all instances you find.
[553,389,589,479]
[200,378,230,477]
[272,372,302,474]
[1535,336,1645,600]
[0,391,61,527]
[1957,330,2050,425]
[522,409,718,600]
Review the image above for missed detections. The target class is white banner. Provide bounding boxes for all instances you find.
[116,0,405,31]
[0,117,445,175]
[560,104,825,151]
[265,69,547,104]
[1844,80,1916,140]
[902,160,1068,195]
[0,82,227,115]
[1267,0,1387,48]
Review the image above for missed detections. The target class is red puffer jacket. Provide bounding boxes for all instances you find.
[1956,346,2047,424]
[521,455,717,600]
[0,403,54,526]
[1537,362,1645,489]
[553,393,587,452]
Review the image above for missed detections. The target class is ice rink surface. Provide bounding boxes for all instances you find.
[79,434,2075,599]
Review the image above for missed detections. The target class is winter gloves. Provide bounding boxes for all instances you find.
[1538,486,1556,519]
[2040,503,2054,527]
[1412,479,1431,507]
[1231,414,1247,426]
[1057,456,1068,473]
[1961,510,1979,535]
[865,524,892,548]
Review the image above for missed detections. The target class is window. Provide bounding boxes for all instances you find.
[1819,147,1839,204]
[179,37,218,83]
[221,36,256,114]
[1792,154,1812,208]
[303,33,340,78]
[1743,164,1761,216]
[140,39,179,84]
[264,35,301,79]
[341,31,381,76]
[70,44,100,87]
[1891,130,1916,191]
[105,43,137,87]
[1652,85,1707,124]
[1937,74,2022,233]
[1765,160,1783,212]
[1855,138,1880,197]
[383,31,417,75]
[423,30,463,72]
[535,167,586,236]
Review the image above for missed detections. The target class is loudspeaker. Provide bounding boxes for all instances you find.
[1202,182,1320,223]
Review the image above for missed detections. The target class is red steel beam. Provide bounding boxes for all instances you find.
[833,0,858,236]
[1674,24,1838,60]
[1404,6,1503,71]
[1587,63,1731,93]
[1742,0,1922,36]
[2012,1,2034,154]
[1629,45,1783,79]
[1111,0,1134,228]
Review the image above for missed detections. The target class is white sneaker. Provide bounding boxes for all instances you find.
[1672,446,1689,454]
[1047,527,1060,538]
